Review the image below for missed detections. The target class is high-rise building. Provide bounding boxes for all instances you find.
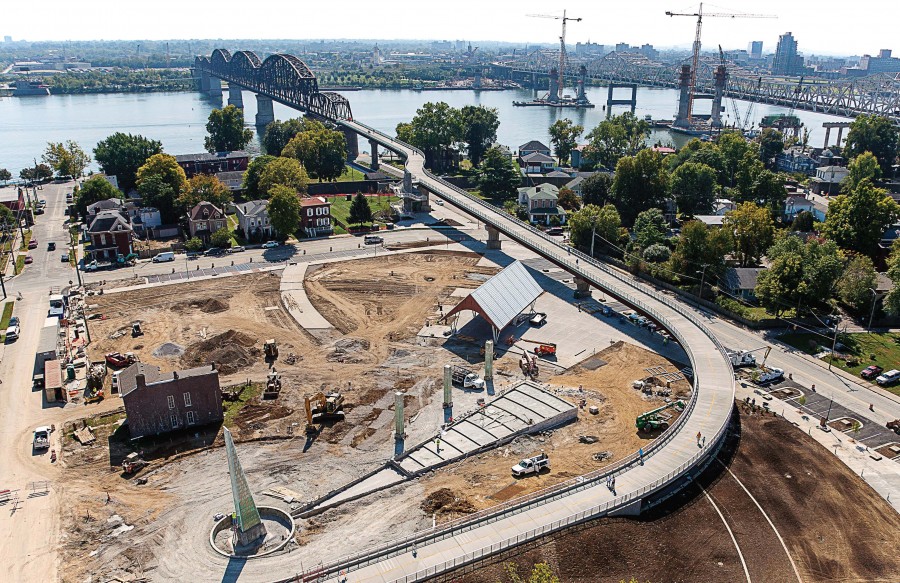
[748,41,763,60]
[858,49,900,74]
[773,32,804,75]
[3,36,12,43]
[575,42,605,57]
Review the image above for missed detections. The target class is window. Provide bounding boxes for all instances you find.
[307,209,313,216]
[186,411,197,425]
[100,233,107,245]
[183,392,192,407]
[167,395,175,409]
[170,414,179,428]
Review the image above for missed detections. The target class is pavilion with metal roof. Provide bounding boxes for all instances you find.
[442,260,543,342]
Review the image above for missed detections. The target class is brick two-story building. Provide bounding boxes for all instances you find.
[86,210,133,261]
[175,151,249,178]
[187,201,227,242]
[300,196,333,238]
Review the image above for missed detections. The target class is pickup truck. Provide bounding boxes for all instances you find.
[33,426,51,450]
[450,365,485,390]
[511,452,550,477]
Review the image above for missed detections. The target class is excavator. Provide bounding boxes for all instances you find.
[636,400,686,432]
[304,391,345,434]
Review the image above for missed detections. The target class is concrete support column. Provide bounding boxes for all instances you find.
[227,84,243,108]
[443,365,452,408]
[673,65,692,129]
[199,70,210,92]
[574,276,592,299]
[710,65,727,128]
[342,128,360,161]
[394,392,405,439]
[255,94,274,127]
[824,127,832,148]
[486,226,502,250]
[369,139,379,170]
[836,127,845,146]
[208,76,223,96]
[484,340,494,381]
[630,85,637,113]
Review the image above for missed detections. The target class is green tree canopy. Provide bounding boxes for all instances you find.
[0,169,11,182]
[759,128,785,167]
[844,114,899,175]
[580,172,613,207]
[19,164,53,182]
[178,174,232,213]
[242,155,276,198]
[669,220,733,283]
[258,157,310,196]
[791,210,815,232]
[348,192,373,225]
[43,140,91,179]
[502,562,560,583]
[548,118,584,165]
[204,104,254,153]
[556,187,580,211]
[136,153,187,223]
[718,131,755,188]
[266,185,302,238]
[633,208,667,250]
[734,149,764,200]
[821,179,900,256]
[843,150,881,192]
[93,132,162,192]
[885,241,900,315]
[669,161,717,217]
[724,202,775,267]
[583,112,650,169]
[610,148,669,226]
[477,146,521,200]
[568,204,622,255]
[262,118,307,155]
[75,175,121,219]
[459,105,500,166]
[282,121,347,182]
[396,101,461,171]
[749,170,787,214]
[837,255,877,312]
[185,236,204,252]
[210,227,233,249]
[667,138,726,183]
[755,235,844,315]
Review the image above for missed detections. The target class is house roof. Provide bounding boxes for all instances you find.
[189,201,224,221]
[785,195,815,208]
[694,215,725,227]
[300,196,329,207]
[519,184,559,200]
[442,261,543,333]
[121,363,218,397]
[86,198,124,214]
[521,151,555,164]
[876,272,894,293]
[87,210,131,234]
[364,171,391,181]
[545,170,571,178]
[236,200,268,218]
[725,267,765,291]
[215,171,245,190]
[175,151,249,163]
[519,140,550,153]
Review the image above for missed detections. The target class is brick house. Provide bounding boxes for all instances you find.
[187,201,227,242]
[175,151,249,178]
[120,363,222,439]
[86,210,133,261]
[0,188,26,212]
[234,199,273,241]
[300,196,333,237]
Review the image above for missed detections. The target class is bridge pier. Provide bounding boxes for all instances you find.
[574,276,592,299]
[486,226,502,250]
[673,65,692,129]
[255,95,274,127]
[342,128,359,161]
[369,139,379,170]
[606,83,638,118]
[227,84,243,108]
[208,76,223,97]
[199,70,210,92]
[711,64,727,128]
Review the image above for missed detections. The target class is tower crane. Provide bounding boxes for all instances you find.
[719,46,743,130]
[527,10,582,100]
[666,3,775,123]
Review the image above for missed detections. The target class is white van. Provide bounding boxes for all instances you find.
[152,252,175,263]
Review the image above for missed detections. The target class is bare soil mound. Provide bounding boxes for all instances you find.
[327,338,372,363]
[173,298,229,314]
[421,488,476,515]
[182,330,260,375]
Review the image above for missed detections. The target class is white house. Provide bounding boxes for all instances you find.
[810,165,849,195]
[517,184,566,225]
[234,200,273,241]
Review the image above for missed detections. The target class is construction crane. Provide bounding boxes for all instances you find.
[666,3,775,123]
[720,46,743,129]
[527,10,582,100]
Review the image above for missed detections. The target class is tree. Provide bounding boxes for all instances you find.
[724,202,774,267]
[257,157,309,196]
[643,243,671,263]
[548,118,584,165]
[266,185,302,238]
[502,562,560,583]
[750,170,787,214]
[791,210,814,232]
[822,179,900,256]
[669,162,717,216]
[93,132,162,192]
[210,227,233,249]
[670,220,733,283]
[459,105,500,166]
[583,112,650,169]
[844,114,899,175]
[755,235,844,315]
[0,204,16,232]
[43,140,91,178]
[0,169,11,182]
[178,174,232,213]
[204,104,253,153]
[281,122,347,182]
[74,175,120,219]
[843,150,881,192]
[19,164,53,182]
[837,255,877,312]
[734,149,764,200]
[718,131,755,187]
[568,204,621,255]
[185,237,204,252]
[759,129,785,167]
[557,187,580,211]
[262,118,306,155]
[242,155,276,198]
[396,102,461,171]
[348,192,373,225]
[610,148,669,226]
[477,146,521,200]
[580,172,613,207]
[668,138,725,183]
[885,241,900,315]
[633,208,667,250]
[136,153,187,223]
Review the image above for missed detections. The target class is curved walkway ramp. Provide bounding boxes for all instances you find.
[282,122,736,583]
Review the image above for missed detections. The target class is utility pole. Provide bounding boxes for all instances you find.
[699,263,709,299]
[867,288,878,333]
[828,316,841,371]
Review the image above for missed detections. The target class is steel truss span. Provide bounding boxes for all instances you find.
[194,49,353,121]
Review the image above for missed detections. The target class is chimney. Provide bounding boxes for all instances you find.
[173,371,179,380]
[135,373,146,389]
[211,362,217,371]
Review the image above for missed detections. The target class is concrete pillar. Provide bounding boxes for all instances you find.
[823,127,832,148]
[394,392,405,439]
[548,72,559,103]
[227,84,243,108]
[473,69,482,90]
[574,276,591,299]
[484,340,494,381]
[630,85,637,113]
[199,70,210,92]
[836,127,845,146]
[710,65,727,128]
[342,127,360,161]
[208,76,223,96]
[369,139,379,170]
[673,65,692,129]
[486,225,502,250]
[255,94,274,127]
[443,365,452,408]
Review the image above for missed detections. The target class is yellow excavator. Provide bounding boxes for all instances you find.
[304,392,345,434]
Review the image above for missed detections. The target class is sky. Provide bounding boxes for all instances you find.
[4,0,894,57]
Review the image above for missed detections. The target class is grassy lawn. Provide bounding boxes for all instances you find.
[19,229,31,251]
[223,382,263,428]
[327,194,399,230]
[15,255,24,275]
[779,331,900,394]
[0,301,13,341]
[336,166,366,182]
[226,214,247,246]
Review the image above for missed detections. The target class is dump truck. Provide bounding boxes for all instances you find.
[533,344,556,357]
[264,339,278,360]
[450,365,485,390]
[635,401,686,432]
[511,452,550,477]
[122,452,148,474]
[33,426,51,450]
[263,370,282,399]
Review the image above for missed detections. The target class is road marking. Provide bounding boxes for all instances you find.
[719,462,804,583]
[702,488,752,583]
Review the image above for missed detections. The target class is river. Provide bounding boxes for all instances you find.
[0,85,853,175]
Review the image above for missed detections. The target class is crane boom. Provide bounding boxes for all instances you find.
[527,10,582,100]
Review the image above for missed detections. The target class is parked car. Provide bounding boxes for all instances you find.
[47,241,56,251]
[546,227,564,236]
[152,252,175,263]
[4,321,20,341]
[34,207,44,215]
[364,235,383,245]
[861,365,884,380]
[24,255,33,264]
[38,199,47,206]
[226,246,245,253]
[204,247,224,256]
[876,369,900,386]
[261,241,279,249]
[60,253,69,262]
[28,239,37,249]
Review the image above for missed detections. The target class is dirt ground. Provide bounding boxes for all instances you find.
[457,405,900,583]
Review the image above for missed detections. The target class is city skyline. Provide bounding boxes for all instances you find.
[3,0,894,57]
